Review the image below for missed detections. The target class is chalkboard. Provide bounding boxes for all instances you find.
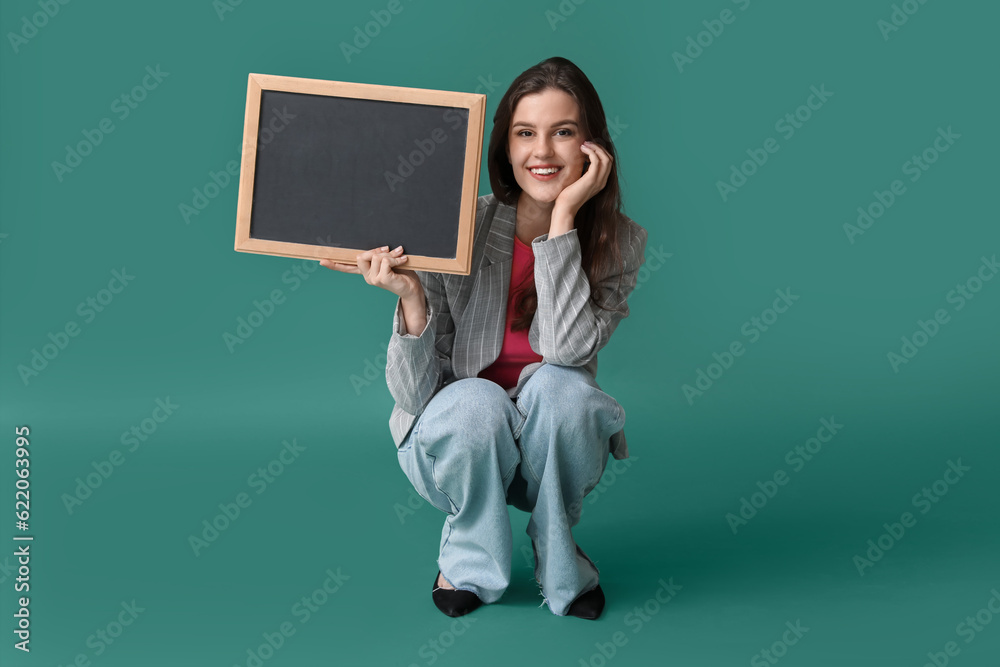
[235,74,486,275]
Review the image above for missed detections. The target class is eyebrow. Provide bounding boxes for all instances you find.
[512,120,579,129]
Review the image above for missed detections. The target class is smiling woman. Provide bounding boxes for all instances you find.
[320,56,648,622]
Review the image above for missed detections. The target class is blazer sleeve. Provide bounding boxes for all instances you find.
[384,270,456,417]
[531,220,647,367]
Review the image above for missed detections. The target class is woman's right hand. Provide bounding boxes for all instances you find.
[319,245,423,301]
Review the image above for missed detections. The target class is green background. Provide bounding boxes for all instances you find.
[2,0,998,665]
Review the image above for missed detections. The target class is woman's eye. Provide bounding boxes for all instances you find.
[556,129,573,136]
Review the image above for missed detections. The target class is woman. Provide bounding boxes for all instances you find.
[322,56,647,620]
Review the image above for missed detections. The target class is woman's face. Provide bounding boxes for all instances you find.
[506,88,588,207]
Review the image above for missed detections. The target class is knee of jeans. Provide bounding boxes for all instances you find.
[418,379,515,454]
[438,377,510,413]
[521,365,598,407]
[521,369,623,438]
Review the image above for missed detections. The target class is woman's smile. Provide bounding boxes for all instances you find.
[528,164,564,181]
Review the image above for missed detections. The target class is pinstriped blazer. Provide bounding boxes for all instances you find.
[386,193,647,460]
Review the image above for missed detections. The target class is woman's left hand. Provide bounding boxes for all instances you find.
[553,140,613,218]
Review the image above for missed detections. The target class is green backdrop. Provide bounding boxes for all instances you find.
[2,1,998,665]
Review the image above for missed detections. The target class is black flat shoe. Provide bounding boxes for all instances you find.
[566,584,605,620]
[432,570,483,617]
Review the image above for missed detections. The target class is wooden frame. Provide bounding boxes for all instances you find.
[234,73,486,274]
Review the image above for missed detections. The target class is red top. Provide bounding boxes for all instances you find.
[478,234,544,389]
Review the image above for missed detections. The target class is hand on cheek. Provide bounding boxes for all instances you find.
[555,141,612,216]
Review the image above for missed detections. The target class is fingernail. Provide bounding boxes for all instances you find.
[394,245,403,252]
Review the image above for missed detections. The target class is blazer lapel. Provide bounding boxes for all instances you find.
[453,200,516,379]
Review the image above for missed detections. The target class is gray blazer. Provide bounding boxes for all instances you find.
[386,193,647,460]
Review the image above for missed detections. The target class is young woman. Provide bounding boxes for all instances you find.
[321,56,647,620]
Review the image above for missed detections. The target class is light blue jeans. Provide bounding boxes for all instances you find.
[396,364,626,616]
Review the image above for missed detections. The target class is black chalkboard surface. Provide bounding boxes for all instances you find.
[235,74,485,275]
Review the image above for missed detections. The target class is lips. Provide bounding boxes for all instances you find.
[528,165,562,180]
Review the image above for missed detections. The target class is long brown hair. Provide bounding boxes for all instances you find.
[487,57,627,332]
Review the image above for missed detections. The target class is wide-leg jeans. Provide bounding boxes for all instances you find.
[396,364,626,616]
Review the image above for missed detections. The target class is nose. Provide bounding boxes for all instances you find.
[533,134,555,159]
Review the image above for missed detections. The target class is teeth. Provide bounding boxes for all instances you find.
[530,167,560,175]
